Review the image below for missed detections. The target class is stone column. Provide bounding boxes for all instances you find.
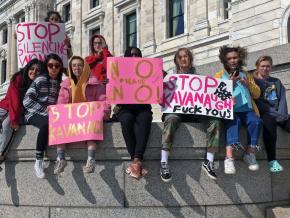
[140,0,156,55]
[5,18,12,81]
[25,5,30,21]
[194,0,209,39]
[10,16,18,76]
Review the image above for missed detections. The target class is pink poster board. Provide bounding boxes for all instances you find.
[48,101,105,146]
[16,22,68,68]
[106,57,163,104]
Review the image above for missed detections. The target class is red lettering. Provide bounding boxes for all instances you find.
[204,76,218,93]
[189,76,202,91]
[178,75,189,90]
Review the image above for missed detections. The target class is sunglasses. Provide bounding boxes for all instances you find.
[47,63,61,69]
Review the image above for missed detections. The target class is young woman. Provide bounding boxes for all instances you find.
[0,59,40,160]
[23,54,63,179]
[115,47,152,180]
[254,56,290,172]
[85,35,112,83]
[54,56,110,175]
[215,46,262,174]
[44,11,73,59]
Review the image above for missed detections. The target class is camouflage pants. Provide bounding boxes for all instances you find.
[161,113,221,152]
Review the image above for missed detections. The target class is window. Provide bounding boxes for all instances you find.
[287,16,290,43]
[90,27,100,37]
[223,0,231,20]
[169,0,184,37]
[63,3,71,22]
[1,60,6,84]
[20,16,25,22]
[90,0,99,9]
[126,12,137,48]
[2,29,7,45]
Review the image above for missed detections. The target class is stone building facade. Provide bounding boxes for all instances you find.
[1,0,290,118]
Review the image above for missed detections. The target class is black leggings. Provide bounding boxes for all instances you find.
[27,114,48,152]
[262,113,290,161]
[118,108,152,160]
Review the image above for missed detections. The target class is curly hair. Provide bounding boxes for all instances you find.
[174,48,194,71]
[219,46,247,69]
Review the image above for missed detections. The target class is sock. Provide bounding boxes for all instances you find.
[88,149,96,161]
[57,149,65,160]
[206,152,214,163]
[161,150,169,163]
[36,151,44,160]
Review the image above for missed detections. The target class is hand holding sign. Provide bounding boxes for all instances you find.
[162,74,234,119]
[16,22,68,68]
[48,101,105,146]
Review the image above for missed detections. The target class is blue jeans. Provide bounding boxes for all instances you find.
[224,111,262,146]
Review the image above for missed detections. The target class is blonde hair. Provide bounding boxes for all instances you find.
[255,56,273,67]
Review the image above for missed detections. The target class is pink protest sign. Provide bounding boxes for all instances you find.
[162,74,234,120]
[48,101,105,146]
[16,22,68,68]
[106,57,163,104]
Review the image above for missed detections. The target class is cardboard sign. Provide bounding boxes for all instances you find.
[16,22,68,68]
[162,74,234,119]
[48,101,105,146]
[106,57,163,104]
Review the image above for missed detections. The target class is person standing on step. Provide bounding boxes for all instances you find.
[0,59,41,162]
[54,56,110,175]
[113,47,153,180]
[44,11,73,59]
[23,54,63,179]
[160,48,221,182]
[85,35,112,83]
[215,46,262,175]
[254,55,290,173]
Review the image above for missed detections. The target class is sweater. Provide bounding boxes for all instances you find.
[23,75,60,122]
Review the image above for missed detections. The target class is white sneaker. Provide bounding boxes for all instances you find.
[83,159,95,173]
[34,160,45,179]
[224,158,236,174]
[243,153,259,171]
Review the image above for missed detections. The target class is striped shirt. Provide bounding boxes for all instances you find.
[23,75,60,122]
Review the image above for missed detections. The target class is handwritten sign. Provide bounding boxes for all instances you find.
[16,22,68,68]
[162,74,234,119]
[106,57,163,104]
[48,101,105,146]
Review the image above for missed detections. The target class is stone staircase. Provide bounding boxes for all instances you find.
[1,122,290,218]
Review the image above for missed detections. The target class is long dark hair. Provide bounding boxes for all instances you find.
[11,59,42,102]
[44,11,63,23]
[124,47,142,57]
[44,53,64,83]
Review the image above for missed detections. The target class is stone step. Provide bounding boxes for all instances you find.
[2,203,290,218]
[7,122,290,161]
[1,160,290,208]
[266,206,290,218]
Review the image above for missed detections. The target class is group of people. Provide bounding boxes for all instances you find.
[0,11,289,182]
